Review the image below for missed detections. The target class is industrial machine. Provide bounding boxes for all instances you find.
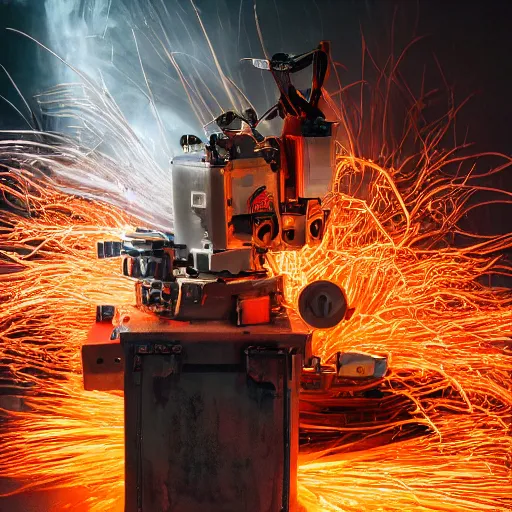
[83,42,388,512]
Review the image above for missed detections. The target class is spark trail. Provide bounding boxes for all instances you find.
[0,181,129,510]
[1,15,512,512]
[1,126,511,511]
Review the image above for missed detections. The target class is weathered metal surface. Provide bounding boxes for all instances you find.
[122,313,309,512]
[81,321,123,391]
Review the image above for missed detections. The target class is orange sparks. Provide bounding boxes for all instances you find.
[1,142,511,510]
[1,44,512,512]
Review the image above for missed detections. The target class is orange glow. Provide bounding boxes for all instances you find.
[277,154,512,512]
[1,73,512,512]
[0,174,129,510]
[1,144,511,510]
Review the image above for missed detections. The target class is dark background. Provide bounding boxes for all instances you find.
[0,0,510,243]
[0,0,510,258]
[0,0,510,153]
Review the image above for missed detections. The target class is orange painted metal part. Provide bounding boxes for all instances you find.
[238,295,271,325]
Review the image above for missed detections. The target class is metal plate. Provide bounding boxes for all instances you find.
[123,328,307,512]
[298,280,347,329]
[81,322,124,391]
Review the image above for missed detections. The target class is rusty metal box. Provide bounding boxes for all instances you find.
[121,309,310,512]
